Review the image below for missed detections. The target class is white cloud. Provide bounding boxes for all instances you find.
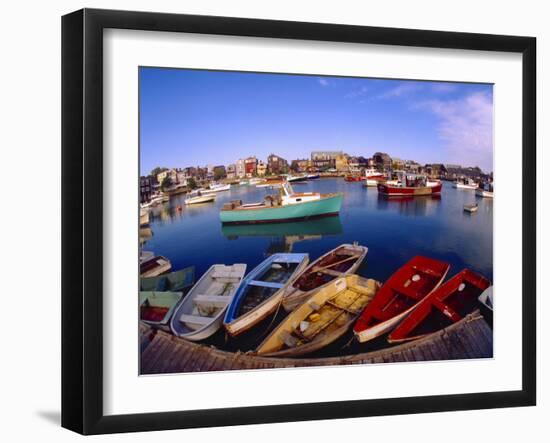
[345,86,368,99]
[377,82,422,99]
[318,78,329,87]
[431,83,457,94]
[416,92,493,172]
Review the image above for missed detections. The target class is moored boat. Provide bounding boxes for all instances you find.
[282,243,368,312]
[205,183,231,192]
[170,264,247,341]
[307,174,320,180]
[388,269,490,343]
[344,175,363,182]
[184,189,216,205]
[476,182,494,198]
[139,208,150,226]
[478,286,493,324]
[220,181,343,224]
[287,174,308,182]
[377,172,442,196]
[140,291,183,327]
[223,253,309,336]
[463,203,479,213]
[140,266,195,292]
[256,275,380,357]
[140,254,172,278]
[353,256,450,343]
[453,177,478,190]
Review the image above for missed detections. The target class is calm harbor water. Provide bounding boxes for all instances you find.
[143,179,493,285]
[142,178,492,355]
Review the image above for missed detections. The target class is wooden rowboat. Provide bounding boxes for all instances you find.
[353,256,450,343]
[256,275,380,357]
[140,254,172,278]
[223,253,310,336]
[281,243,368,312]
[388,269,491,343]
[140,266,195,292]
[170,264,247,341]
[139,291,183,328]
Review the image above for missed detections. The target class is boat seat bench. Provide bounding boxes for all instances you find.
[179,314,212,329]
[248,280,285,289]
[316,268,345,277]
[193,295,232,308]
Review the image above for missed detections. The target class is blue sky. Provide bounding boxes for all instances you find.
[140,68,493,174]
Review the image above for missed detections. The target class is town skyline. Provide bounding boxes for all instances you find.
[140,68,494,174]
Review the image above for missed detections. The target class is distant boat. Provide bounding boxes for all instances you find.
[223,253,310,336]
[282,243,368,312]
[256,275,380,357]
[344,175,363,182]
[307,174,320,180]
[476,182,494,198]
[388,269,490,343]
[140,266,195,292]
[205,183,231,192]
[249,178,264,185]
[219,181,343,224]
[239,180,249,185]
[140,254,172,278]
[464,203,479,213]
[170,264,247,341]
[140,291,183,327]
[453,177,478,190]
[353,256,450,343]
[184,189,216,205]
[287,174,308,182]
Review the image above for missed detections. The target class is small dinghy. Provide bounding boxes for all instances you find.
[388,269,491,343]
[464,203,478,213]
[353,256,450,343]
[224,253,310,336]
[478,286,494,325]
[256,275,380,357]
[170,264,247,341]
[140,291,183,328]
[184,189,216,205]
[140,266,195,292]
[140,254,172,277]
[281,243,368,312]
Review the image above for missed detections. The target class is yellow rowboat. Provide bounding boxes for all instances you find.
[256,275,380,357]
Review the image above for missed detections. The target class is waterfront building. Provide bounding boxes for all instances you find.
[226,164,236,179]
[372,152,392,171]
[267,154,288,175]
[290,158,311,172]
[140,176,152,203]
[311,151,342,171]
[244,156,258,176]
[392,157,405,170]
[335,153,349,172]
[236,159,246,178]
[257,160,267,176]
[424,163,448,178]
[157,168,177,184]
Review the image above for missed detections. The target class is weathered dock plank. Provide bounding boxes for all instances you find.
[140,311,493,374]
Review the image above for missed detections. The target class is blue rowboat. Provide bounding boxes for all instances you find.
[220,181,343,224]
[224,253,310,336]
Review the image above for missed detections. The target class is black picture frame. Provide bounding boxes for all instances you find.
[62,8,536,435]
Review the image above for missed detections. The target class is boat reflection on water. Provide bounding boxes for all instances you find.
[221,216,344,253]
[376,194,441,217]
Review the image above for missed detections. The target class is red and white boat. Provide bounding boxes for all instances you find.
[377,172,442,196]
[344,175,363,182]
[364,168,386,187]
[388,269,491,343]
[353,256,450,343]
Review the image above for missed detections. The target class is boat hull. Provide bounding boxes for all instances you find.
[220,193,343,224]
[185,195,216,205]
[377,182,442,196]
[476,189,494,198]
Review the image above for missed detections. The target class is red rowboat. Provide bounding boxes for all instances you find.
[353,256,450,343]
[388,269,490,343]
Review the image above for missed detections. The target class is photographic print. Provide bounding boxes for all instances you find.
[138,67,494,375]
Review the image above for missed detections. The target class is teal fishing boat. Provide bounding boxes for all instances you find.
[220,181,343,224]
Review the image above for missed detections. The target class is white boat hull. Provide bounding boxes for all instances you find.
[476,189,494,198]
[185,195,216,205]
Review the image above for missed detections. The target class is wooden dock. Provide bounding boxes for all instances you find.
[140,311,492,374]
